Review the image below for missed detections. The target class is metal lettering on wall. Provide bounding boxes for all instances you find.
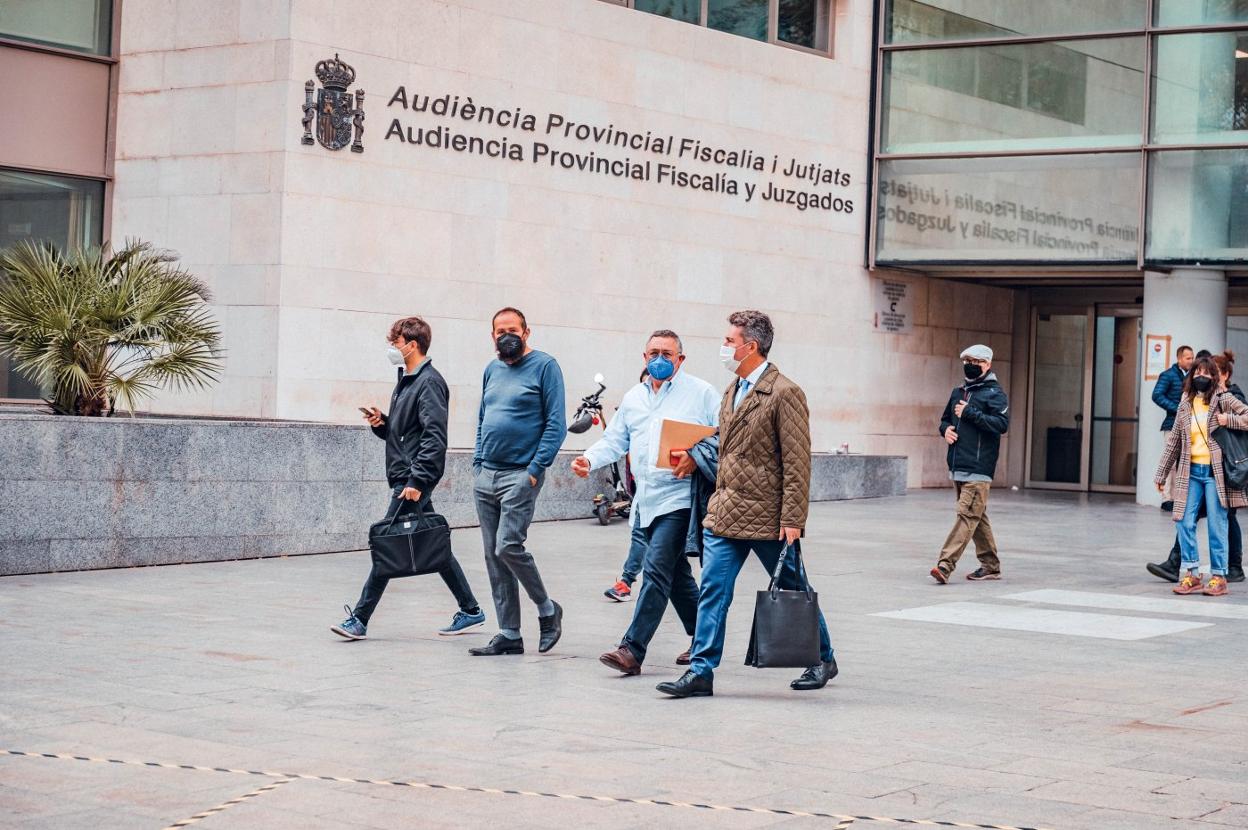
[302,54,365,153]
[291,50,858,220]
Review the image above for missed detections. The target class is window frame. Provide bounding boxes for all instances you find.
[606,0,835,57]
[0,166,108,402]
[868,3,1248,273]
[0,0,115,58]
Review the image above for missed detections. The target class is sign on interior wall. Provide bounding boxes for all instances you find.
[1144,333,1171,381]
[873,278,913,334]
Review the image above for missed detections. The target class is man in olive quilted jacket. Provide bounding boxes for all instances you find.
[657,310,837,698]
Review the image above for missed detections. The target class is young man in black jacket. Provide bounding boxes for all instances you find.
[332,317,486,640]
[931,344,1010,584]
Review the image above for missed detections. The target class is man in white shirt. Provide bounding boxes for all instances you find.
[572,330,720,675]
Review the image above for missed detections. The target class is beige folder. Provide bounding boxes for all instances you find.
[656,419,717,469]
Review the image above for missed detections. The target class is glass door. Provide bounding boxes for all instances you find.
[1026,308,1092,490]
[1090,307,1141,493]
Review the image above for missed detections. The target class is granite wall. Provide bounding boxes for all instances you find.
[0,413,906,576]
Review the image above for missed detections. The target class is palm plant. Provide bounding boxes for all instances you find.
[0,240,223,416]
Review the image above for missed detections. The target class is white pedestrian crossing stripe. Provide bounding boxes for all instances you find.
[873,602,1212,640]
[1004,589,1248,620]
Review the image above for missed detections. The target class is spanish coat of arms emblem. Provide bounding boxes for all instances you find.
[301,54,364,152]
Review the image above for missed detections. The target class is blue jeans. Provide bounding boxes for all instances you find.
[621,521,647,585]
[1179,464,1229,576]
[621,509,699,664]
[689,530,834,678]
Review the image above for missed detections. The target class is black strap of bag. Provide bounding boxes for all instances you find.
[767,541,814,600]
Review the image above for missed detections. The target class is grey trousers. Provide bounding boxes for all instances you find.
[473,466,549,632]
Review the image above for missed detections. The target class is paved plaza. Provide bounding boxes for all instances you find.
[2,489,1246,830]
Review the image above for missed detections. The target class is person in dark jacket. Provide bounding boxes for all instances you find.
[931,344,1010,584]
[331,317,485,640]
[1148,350,1246,584]
[1152,345,1193,511]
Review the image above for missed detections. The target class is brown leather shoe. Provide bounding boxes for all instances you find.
[675,648,691,665]
[599,645,641,675]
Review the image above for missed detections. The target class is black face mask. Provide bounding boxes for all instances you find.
[963,362,984,380]
[496,332,524,361]
[1191,375,1213,394]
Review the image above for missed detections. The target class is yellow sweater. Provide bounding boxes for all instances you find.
[1191,398,1212,465]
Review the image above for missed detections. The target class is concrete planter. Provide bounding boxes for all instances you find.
[0,413,905,575]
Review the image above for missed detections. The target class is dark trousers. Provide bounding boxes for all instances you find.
[352,489,479,625]
[621,509,699,664]
[621,521,647,585]
[1166,504,1243,572]
[473,466,549,633]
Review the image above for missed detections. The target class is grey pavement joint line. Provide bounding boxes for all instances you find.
[162,777,293,829]
[0,750,1053,830]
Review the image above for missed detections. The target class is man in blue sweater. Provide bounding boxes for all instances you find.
[468,307,568,656]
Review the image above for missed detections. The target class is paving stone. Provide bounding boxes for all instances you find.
[1,491,1246,829]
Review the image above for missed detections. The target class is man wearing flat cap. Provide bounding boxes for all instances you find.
[931,344,1009,583]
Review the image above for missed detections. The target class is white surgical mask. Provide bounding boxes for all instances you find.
[720,343,743,374]
[386,345,406,365]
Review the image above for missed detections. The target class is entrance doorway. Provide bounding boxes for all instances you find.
[1026,305,1141,493]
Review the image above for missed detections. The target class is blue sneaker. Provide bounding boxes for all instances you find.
[439,609,486,636]
[331,605,367,640]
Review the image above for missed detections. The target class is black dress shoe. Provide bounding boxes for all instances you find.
[469,633,524,656]
[538,601,563,653]
[791,658,838,691]
[656,669,713,698]
[1147,561,1180,583]
[1228,567,1245,583]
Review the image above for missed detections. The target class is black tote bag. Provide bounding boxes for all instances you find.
[745,542,821,669]
[368,500,453,579]
[1211,397,1248,491]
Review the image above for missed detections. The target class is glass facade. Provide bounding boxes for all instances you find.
[1155,0,1248,26]
[1147,148,1248,261]
[877,154,1140,263]
[708,0,768,40]
[0,0,112,55]
[873,1,1248,268]
[778,0,831,51]
[887,0,1149,44]
[1151,32,1248,145]
[634,0,700,25]
[884,38,1145,153]
[613,0,832,53]
[0,169,104,399]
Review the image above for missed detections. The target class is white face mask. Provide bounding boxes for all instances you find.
[720,343,743,374]
[386,344,408,365]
